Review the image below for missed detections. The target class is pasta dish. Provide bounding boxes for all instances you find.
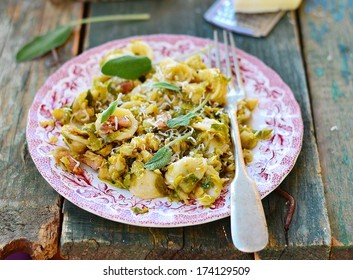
[48,40,271,208]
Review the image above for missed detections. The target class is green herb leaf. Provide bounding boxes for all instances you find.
[101,55,152,79]
[144,146,172,170]
[167,96,210,129]
[151,82,180,91]
[16,14,150,63]
[166,112,197,128]
[100,99,119,123]
[16,25,73,62]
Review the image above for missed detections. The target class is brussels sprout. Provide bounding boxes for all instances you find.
[240,130,258,149]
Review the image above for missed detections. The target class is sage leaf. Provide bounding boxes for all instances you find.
[102,55,152,79]
[166,96,210,129]
[100,99,119,123]
[166,112,197,129]
[16,25,73,62]
[16,14,150,63]
[144,146,172,170]
[151,82,180,91]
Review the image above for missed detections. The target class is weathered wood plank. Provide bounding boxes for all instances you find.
[60,0,331,259]
[0,0,83,259]
[299,0,353,259]
[226,11,331,259]
[61,201,184,259]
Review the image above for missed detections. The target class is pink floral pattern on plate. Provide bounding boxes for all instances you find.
[26,34,303,227]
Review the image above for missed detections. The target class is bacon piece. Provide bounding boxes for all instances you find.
[117,116,131,128]
[80,151,105,170]
[52,147,83,175]
[101,115,132,134]
[120,81,134,94]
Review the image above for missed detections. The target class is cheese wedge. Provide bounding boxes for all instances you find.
[233,0,302,13]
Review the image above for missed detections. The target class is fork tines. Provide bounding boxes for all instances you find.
[213,30,244,91]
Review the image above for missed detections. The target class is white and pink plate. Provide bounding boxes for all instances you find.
[26,34,303,227]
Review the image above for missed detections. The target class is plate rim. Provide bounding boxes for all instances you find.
[26,33,303,227]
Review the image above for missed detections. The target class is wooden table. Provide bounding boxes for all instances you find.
[1,0,352,260]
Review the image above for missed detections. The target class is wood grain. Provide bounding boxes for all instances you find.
[242,12,332,260]
[60,0,331,259]
[61,201,185,259]
[0,0,83,259]
[299,0,353,259]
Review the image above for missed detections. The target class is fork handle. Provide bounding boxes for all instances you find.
[228,107,269,253]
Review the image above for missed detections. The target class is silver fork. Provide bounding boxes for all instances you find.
[213,30,269,253]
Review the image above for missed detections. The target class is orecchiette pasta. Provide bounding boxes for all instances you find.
[126,40,154,60]
[95,107,138,142]
[159,58,195,82]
